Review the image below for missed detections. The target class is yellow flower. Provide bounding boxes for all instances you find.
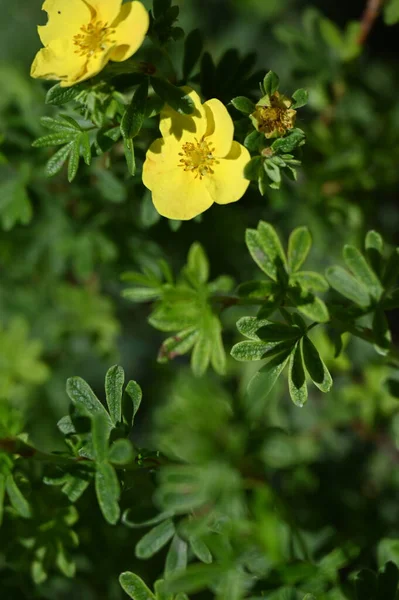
[31,0,149,87]
[251,91,296,139]
[143,89,251,220]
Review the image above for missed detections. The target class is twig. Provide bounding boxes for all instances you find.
[358,0,386,45]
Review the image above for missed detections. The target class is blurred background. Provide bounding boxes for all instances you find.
[0,0,399,597]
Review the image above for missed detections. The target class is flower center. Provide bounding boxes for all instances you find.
[178,138,217,179]
[73,21,115,58]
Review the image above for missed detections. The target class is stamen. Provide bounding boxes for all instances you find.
[73,21,115,58]
[178,137,218,179]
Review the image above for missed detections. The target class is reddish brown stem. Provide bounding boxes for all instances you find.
[358,0,386,45]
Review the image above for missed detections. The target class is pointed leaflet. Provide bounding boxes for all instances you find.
[186,242,209,285]
[165,534,188,577]
[189,537,213,564]
[105,365,124,425]
[135,518,176,559]
[125,380,142,426]
[231,340,271,361]
[210,315,226,375]
[150,78,194,115]
[290,271,329,293]
[343,245,383,300]
[191,332,212,377]
[123,510,175,529]
[247,349,291,403]
[365,230,384,277]
[121,79,149,140]
[288,227,312,273]
[5,474,31,518]
[119,572,156,600]
[183,28,203,81]
[326,266,370,307]
[66,376,113,428]
[288,343,308,407]
[95,462,120,525]
[302,336,332,393]
[245,221,287,281]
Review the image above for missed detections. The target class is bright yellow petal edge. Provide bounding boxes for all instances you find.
[143,89,251,221]
[31,0,149,87]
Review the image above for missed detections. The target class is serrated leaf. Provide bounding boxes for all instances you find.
[343,245,383,300]
[66,377,113,427]
[45,83,82,105]
[151,78,194,115]
[135,518,176,559]
[108,439,135,464]
[105,365,124,425]
[165,534,188,577]
[119,572,156,600]
[125,380,142,425]
[247,349,291,401]
[288,343,308,407]
[231,96,256,114]
[121,79,149,139]
[183,28,203,81]
[263,71,280,96]
[95,462,120,525]
[288,227,312,273]
[45,142,73,177]
[326,266,370,307]
[5,474,31,518]
[302,336,332,392]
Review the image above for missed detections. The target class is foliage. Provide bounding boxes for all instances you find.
[1,0,399,599]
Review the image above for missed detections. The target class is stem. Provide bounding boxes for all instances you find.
[358,0,386,45]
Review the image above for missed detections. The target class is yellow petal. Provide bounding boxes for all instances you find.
[204,99,234,157]
[142,138,213,220]
[38,0,91,46]
[85,0,122,24]
[109,1,149,62]
[31,38,86,84]
[205,141,251,205]
[159,87,207,143]
[71,46,116,85]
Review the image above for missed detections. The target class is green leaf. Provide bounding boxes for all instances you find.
[302,336,332,392]
[288,227,312,273]
[244,156,263,181]
[92,413,110,462]
[0,474,5,525]
[247,349,291,401]
[231,96,256,114]
[355,568,378,600]
[67,137,81,182]
[95,462,120,525]
[291,88,308,109]
[326,266,370,307]
[45,83,82,105]
[257,323,301,342]
[158,328,199,364]
[154,580,173,600]
[210,315,226,375]
[105,365,124,425]
[191,333,212,377]
[385,379,399,399]
[125,380,142,425]
[382,248,399,290]
[119,572,156,600]
[124,137,136,176]
[66,376,113,427]
[263,71,280,96]
[264,159,281,185]
[384,0,399,24]
[246,222,287,281]
[165,534,188,577]
[343,245,383,300]
[32,131,77,147]
[290,271,329,293]
[62,475,90,503]
[121,79,149,139]
[151,78,194,115]
[272,129,306,153]
[296,295,329,323]
[123,510,175,529]
[244,130,264,152]
[378,561,399,600]
[372,308,392,355]
[163,564,224,595]
[45,142,73,177]
[5,474,31,518]
[236,316,272,340]
[108,439,135,465]
[153,0,172,19]
[183,29,203,81]
[288,343,308,407]
[237,280,276,299]
[186,242,209,285]
[80,131,91,165]
[135,518,176,559]
[189,537,213,564]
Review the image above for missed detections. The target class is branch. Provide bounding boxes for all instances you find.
[358,0,386,45]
